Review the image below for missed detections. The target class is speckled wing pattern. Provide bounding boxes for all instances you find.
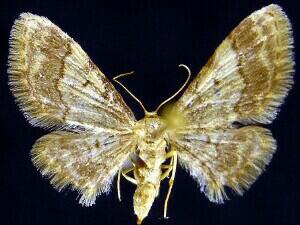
[169,5,294,203]
[32,131,134,206]
[8,13,136,206]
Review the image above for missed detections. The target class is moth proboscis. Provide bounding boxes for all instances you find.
[8,4,294,224]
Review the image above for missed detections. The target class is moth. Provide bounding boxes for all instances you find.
[8,4,294,225]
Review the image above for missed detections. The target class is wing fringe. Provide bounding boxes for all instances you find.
[177,127,276,204]
[31,131,130,206]
[8,13,68,129]
[239,4,294,124]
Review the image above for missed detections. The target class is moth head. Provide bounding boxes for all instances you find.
[134,113,167,141]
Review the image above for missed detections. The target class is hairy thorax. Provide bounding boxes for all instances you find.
[133,114,168,223]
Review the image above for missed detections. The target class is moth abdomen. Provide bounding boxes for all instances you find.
[133,182,160,224]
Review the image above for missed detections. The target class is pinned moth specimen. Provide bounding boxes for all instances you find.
[8,4,294,224]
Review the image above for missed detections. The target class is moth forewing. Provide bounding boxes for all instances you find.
[8,13,135,131]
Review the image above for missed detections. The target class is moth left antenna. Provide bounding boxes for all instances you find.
[113,71,149,115]
[155,64,191,113]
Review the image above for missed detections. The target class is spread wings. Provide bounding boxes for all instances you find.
[8,13,136,205]
[167,4,294,202]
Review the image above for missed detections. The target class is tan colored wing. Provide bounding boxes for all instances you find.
[32,130,135,206]
[166,5,294,203]
[171,126,276,203]
[175,4,294,128]
[8,13,135,131]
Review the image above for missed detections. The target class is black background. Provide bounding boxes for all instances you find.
[1,1,299,225]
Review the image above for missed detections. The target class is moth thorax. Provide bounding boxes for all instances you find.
[137,141,167,169]
[133,182,160,224]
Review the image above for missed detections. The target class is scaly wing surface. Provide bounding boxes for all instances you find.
[166,4,294,203]
[8,13,137,205]
[8,13,135,131]
[32,131,135,206]
[175,4,293,128]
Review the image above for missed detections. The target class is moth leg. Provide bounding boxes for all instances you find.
[161,165,171,169]
[118,154,139,201]
[117,169,122,201]
[163,150,178,219]
[122,167,137,185]
[160,157,174,181]
[160,166,172,181]
[117,166,137,201]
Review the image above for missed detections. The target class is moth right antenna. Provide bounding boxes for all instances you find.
[155,64,191,113]
[113,71,149,115]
